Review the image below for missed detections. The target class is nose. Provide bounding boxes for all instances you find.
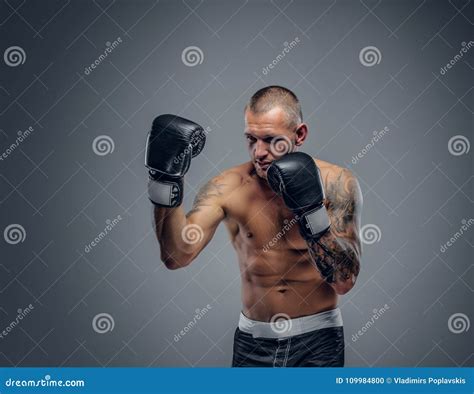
[254,140,269,159]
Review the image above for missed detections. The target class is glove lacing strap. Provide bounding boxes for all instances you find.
[300,205,331,238]
[147,178,182,207]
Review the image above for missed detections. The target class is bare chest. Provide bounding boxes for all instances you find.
[223,178,307,251]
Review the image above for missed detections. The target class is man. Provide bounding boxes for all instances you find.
[146,86,362,367]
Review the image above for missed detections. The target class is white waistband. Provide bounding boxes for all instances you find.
[238,308,343,339]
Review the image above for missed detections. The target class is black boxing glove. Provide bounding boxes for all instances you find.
[145,114,206,207]
[267,152,330,242]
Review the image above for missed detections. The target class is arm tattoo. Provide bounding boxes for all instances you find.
[309,169,362,284]
[326,170,359,236]
[186,178,224,218]
[309,237,359,283]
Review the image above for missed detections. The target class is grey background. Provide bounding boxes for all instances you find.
[0,0,472,367]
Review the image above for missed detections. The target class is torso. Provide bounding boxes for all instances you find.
[221,160,341,321]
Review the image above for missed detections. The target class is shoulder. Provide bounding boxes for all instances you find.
[204,162,253,196]
[314,158,350,180]
[314,158,362,205]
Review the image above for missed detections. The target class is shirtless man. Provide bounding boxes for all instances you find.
[145,86,362,367]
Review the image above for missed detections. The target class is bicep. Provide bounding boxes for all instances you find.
[326,169,363,253]
[185,177,226,248]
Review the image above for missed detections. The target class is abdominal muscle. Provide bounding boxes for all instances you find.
[237,247,338,322]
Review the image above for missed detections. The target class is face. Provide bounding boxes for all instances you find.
[244,107,307,179]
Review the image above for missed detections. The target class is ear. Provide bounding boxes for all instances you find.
[294,123,308,146]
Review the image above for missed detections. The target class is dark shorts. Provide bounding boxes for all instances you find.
[232,326,344,367]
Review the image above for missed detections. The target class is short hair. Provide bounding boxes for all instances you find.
[245,86,303,128]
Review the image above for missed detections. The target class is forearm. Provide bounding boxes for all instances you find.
[308,230,360,295]
[153,206,195,268]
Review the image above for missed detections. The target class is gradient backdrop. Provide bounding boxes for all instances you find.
[0,0,472,367]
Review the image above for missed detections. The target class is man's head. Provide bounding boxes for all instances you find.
[244,86,308,179]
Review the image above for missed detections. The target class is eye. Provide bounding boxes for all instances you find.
[246,135,256,143]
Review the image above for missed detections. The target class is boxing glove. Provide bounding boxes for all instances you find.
[267,152,330,241]
[145,114,206,207]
